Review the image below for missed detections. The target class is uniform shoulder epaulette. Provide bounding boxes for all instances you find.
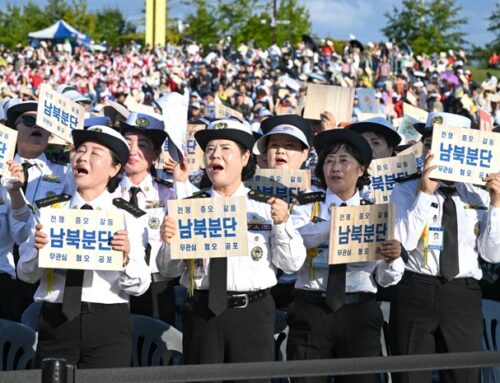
[293,191,325,205]
[395,172,421,183]
[112,198,146,218]
[154,177,173,188]
[360,199,374,206]
[35,193,72,209]
[184,189,211,199]
[247,189,282,203]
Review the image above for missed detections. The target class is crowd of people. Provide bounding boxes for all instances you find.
[0,36,500,383]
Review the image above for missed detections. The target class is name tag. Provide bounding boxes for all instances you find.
[428,227,444,251]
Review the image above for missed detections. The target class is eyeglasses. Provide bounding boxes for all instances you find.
[16,115,37,128]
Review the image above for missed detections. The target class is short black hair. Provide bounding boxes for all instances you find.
[106,150,123,192]
[315,142,371,191]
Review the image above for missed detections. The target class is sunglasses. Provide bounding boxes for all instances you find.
[16,115,37,127]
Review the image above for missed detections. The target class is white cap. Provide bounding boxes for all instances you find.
[253,124,310,155]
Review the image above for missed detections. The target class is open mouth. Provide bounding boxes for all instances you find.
[275,158,287,165]
[31,130,43,137]
[209,163,224,173]
[74,167,89,176]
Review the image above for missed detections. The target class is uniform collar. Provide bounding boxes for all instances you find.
[122,173,154,193]
[15,152,48,168]
[211,182,249,198]
[70,190,112,210]
[325,188,361,207]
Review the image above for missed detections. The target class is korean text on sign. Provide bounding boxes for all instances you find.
[369,154,417,203]
[245,169,311,203]
[36,84,85,143]
[329,203,395,265]
[430,124,500,185]
[168,196,248,259]
[39,208,124,271]
[0,124,18,176]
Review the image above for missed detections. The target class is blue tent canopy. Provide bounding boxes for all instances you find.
[28,20,90,46]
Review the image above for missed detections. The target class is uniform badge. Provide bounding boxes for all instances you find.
[45,191,56,197]
[135,117,150,128]
[42,174,62,183]
[431,116,443,127]
[251,246,263,261]
[149,216,160,230]
[474,222,481,236]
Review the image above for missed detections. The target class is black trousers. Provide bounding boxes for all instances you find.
[36,302,132,369]
[129,279,177,325]
[286,291,383,383]
[389,272,483,383]
[0,273,31,321]
[182,293,275,383]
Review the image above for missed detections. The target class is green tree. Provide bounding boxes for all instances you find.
[184,0,219,46]
[93,8,136,46]
[488,2,500,51]
[382,0,467,54]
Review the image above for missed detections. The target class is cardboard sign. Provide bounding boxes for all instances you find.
[403,103,428,123]
[214,103,244,121]
[36,84,85,143]
[245,169,311,202]
[303,84,354,122]
[329,203,395,265]
[430,124,500,185]
[155,138,172,169]
[0,124,17,176]
[39,208,124,271]
[398,141,424,169]
[168,196,248,259]
[479,108,493,132]
[369,154,418,203]
[124,96,155,115]
[356,88,378,113]
[185,124,205,170]
[397,116,422,144]
[405,91,417,106]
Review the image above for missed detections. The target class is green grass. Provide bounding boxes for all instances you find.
[466,66,500,84]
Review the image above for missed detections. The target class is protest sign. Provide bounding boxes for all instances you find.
[36,84,85,143]
[303,84,354,122]
[214,103,244,121]
[157,92,189,163]
[356,88,378,113]
[245,169,311,202]
[403,103,428,123]
[39,208,124,271]
[430,124,500,185]
[398,141,424,170]
[0,124,17,176]
[329,203,395,265]
[369,154,418,203]
[168,196,248,259]
[185,124,205,170]
[479,108,493,132]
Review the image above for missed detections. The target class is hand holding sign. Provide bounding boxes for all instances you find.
[421,151,439,195]
[111,230,130,267]
[5,160,24,192]
[160,215,177,244]
[34,224,49,250]
[173,160,189,183]
[267,197,289,225]
[484,173,500,208]
[380,239,402,262]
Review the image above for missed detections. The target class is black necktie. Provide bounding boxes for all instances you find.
[326,202,347,311]
[129,186,141,208]
[209,257,227,316]
[21,162,33,194]
[61,203,92,321]
[439,187,459,281]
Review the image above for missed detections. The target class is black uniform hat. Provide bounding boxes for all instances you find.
[313,128,373,167]
[347,117,402,148]
[72,125,130,167]
[6,101,38,128]
[195,118,255,151]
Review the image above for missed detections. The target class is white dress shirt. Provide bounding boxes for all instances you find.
[391,179,499,279]
[114,174,178,274]
[17,190,151,303]
[0,186,34,277]
[156,183,307,291]
[14,153,74,204]
[293,189,405,292]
